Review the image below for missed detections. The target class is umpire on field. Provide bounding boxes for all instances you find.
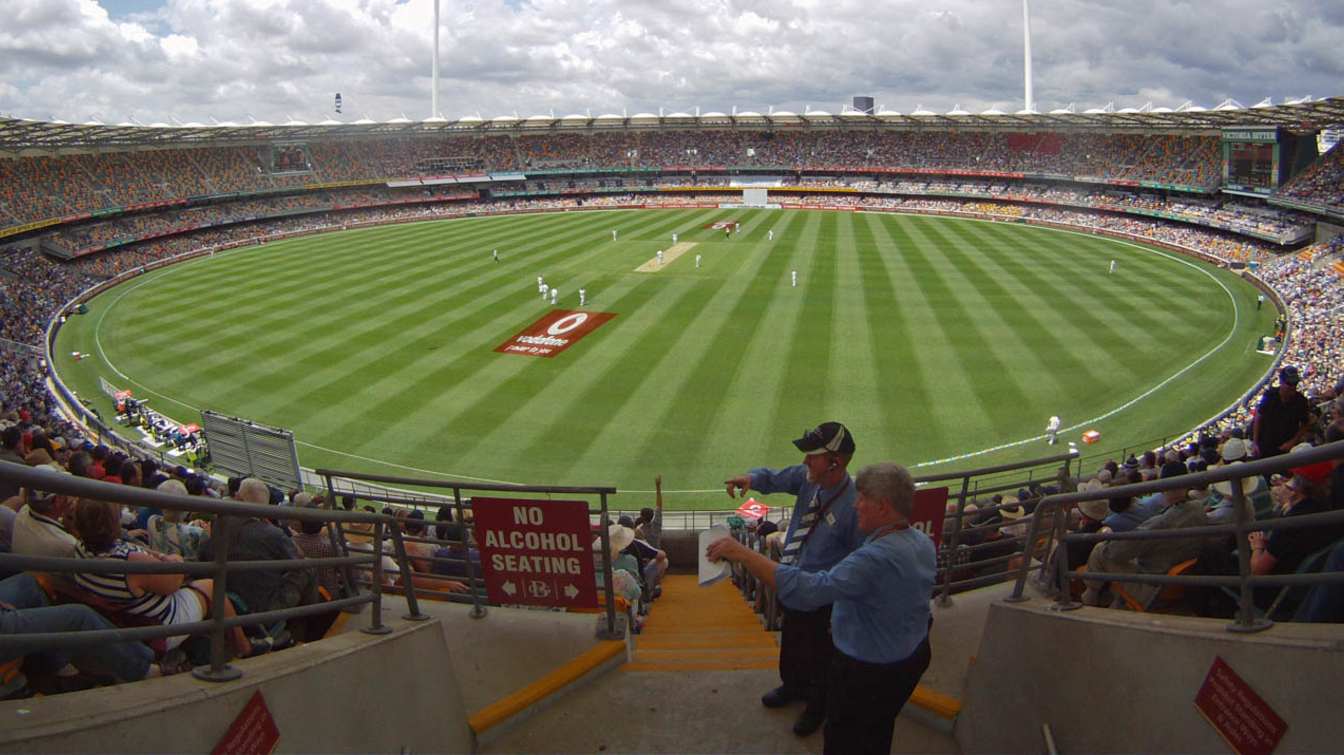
[724,421,862,737]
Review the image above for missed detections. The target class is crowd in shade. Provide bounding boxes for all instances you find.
[1279,143,1344,213]
[0,130,1248,230]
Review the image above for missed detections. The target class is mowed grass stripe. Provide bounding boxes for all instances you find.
[896,216,1034,434]
[824,213,882,426]
[621,209,813,479]
[852,212,944,452]
[137,211,660,413]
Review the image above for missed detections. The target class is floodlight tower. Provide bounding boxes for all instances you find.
[431,0,440,118]
[1022,0,1034,113]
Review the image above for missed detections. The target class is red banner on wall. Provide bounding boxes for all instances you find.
[471,497,598,608]
[1194,656,1287,755]
[910,487,950,545]
[212,691,280,755]
[494,310,616,358]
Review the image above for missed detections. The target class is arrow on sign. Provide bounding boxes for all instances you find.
[563,584,579,599]
[502,580,517,596]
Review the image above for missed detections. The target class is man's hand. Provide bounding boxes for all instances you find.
[706,535,748,563]
[724,475,751,499]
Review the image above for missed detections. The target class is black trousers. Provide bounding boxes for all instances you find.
[822,637,932,755]
[779,604,834,712]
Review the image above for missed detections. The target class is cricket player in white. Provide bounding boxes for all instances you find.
[537,276,544,290]
[541,283,549,301]
[768,229,774,241]
[656,250,664,266]
[695,254,702,269]
[791,270,797,287]
[612,229,618,241]
[672,232,678,244]
[550,288,558,305]
[493,249,499,262]
[1046,416,1061,445]
[579,288,586,307]
[1109,260,1117,274]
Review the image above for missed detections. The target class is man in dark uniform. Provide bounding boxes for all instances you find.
[1253,366,1313,459]
[723,422,862,737]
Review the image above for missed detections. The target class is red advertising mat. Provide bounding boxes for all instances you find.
[495,310,616,358]
[471,497,598,608]
[910,487,950,545]
[735,498,769,521]
[212,691,279,755]
[1194,656,1287,755]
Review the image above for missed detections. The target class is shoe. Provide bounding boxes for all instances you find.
[793,708,825,737]
[760,686,797,708]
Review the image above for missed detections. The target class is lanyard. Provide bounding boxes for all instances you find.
[792,476,852,552]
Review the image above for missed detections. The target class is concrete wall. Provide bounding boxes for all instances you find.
[0,619,473,754]
[957,601,1344,754]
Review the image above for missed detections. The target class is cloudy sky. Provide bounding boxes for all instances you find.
[1,0,1340,124]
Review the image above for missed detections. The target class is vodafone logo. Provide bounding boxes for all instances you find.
[546,312,589,336]
[496,310,617,358]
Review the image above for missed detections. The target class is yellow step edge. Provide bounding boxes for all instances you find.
[909,685,961,720]
[468,640,626,734]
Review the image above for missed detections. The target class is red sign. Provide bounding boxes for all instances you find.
[702,220,740,229]
[495,310,616,358]
[212,691,279,755]
[1194,656,1287,755]
[910,487,950,545]
[471,497,598,608]
[735,498,769,521]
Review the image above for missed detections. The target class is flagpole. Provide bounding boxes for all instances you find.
[431,0,440,118]
[1023,0,1034,113]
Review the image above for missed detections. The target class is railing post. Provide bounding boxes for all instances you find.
[364,521,392,635]
[455,486,486,620]
[388,527,430,621]
[1050,519,1082,612]
[1227,479,1273,634]
[937,475,972,608]
[595,492,623,640]
[324,473,358,600]
[1006,496,1048,603]
[193,514,242,682]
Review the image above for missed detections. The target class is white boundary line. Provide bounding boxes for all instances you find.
[83,211,1250,489]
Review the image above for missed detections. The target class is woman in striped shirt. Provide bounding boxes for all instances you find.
[71,498,252,656]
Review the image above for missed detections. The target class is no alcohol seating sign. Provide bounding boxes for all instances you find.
[471,497,598,609]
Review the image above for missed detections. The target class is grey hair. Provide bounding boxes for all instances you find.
[855,462,915,518]
[235,477,270,505]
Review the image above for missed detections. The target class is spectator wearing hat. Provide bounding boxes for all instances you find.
[722,421,863,737]
[1253,367,1313,458]
[10,467,79,559]
[1066,480,1111,569]
[1205,438,1263,524]
[1083,462,1209,608]
[708,462,934,755]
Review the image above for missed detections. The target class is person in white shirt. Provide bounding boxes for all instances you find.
[791,270,798,287]
[656,250,664,266]
[1109,260,1117,274]
[612,229,618,241]
[1045,416,1061,445]
[550,288,558,305]
[672,232,678,245]
[695,254,702,269]
[768,229,774,241]
[579,288,587,307]
[492,249,499,262]
[541,283,549,301]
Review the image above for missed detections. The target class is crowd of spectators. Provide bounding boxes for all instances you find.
[2,129,1287,232]
[1279,143,1344,213]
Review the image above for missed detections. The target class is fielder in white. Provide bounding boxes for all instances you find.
[695,254,702,269]
[612,229,618,241]
[550,288,558,305]
[492,249,499,262]
[1109,260,1117,274]
[768,229,774,241]
[579,288,586,307]
[671,232,678,244]
[656,249,664,266]
[791,270,797,287]
[1045,416,1061,445]
[541,283,549,301]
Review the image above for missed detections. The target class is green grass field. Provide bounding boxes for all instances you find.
[52,208,1277,508]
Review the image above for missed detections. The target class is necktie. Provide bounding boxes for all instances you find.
[779,487,822,565]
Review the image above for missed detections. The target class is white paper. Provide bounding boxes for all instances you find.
[698,526,732,587]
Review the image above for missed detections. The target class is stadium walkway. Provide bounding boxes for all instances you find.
[480,575,960,754]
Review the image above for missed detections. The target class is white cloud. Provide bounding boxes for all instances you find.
[0,0,1338,123]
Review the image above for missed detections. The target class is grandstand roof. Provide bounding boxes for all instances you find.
[2,97,1342,152]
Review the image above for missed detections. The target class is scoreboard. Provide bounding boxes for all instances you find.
[1222,127,1280,194]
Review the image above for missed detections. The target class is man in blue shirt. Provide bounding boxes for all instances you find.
[710,461,935,755]
[723,421,862,737]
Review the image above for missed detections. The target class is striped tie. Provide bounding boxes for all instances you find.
[779,488,822,566]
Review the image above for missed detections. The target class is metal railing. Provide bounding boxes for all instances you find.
[0,459,426,682]
[315,468,625,639]
[1006,440,1344,632]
